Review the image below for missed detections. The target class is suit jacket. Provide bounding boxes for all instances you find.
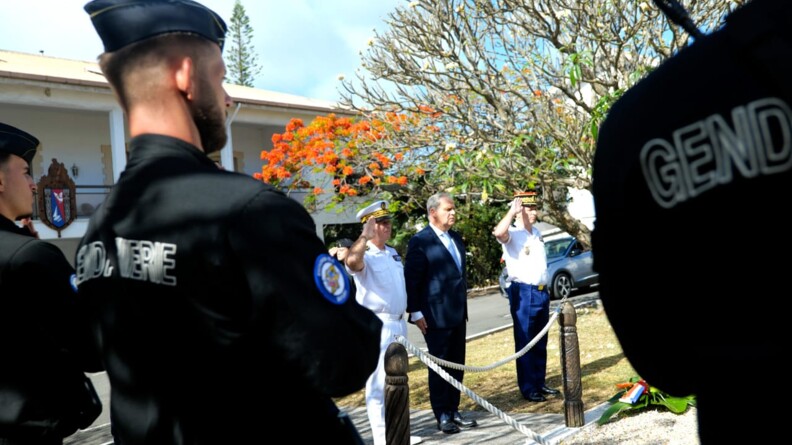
[404,225,467,329]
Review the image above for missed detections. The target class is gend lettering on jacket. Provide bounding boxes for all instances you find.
[75,238,177,286]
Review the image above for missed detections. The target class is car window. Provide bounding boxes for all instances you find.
[545,238,574,260]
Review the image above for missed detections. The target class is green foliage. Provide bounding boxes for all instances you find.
[323,223,362,249]
[225,0,260,87]
[598,377,696,426]
[452,199,506,288]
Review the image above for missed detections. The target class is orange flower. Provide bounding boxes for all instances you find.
[332,179,341,186]
[415,168,426,175]
[342,166,354,176]
[358,176,372,185]
[394,153,404,161]
[285,118,304,132]
[397,176,408,185]
[313,187,324,195]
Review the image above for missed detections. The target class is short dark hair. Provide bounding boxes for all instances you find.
[99,33,215,111]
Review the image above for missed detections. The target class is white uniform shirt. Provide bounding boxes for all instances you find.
[349,242,407,317]
[499,225,548,286]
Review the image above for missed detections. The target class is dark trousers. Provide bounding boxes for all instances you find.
[424,323,466,420]
[508,282,549,397]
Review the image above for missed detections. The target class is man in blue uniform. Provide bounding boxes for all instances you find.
[593,0,790,442]
[77,1,381,443]
[0,122,101,444]
[492,191,560,402]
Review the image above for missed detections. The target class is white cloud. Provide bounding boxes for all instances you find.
[0,0,402,102]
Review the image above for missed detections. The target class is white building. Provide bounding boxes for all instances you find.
[1,49,361,261]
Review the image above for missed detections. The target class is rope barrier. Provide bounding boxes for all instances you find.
[392,296,571,444]
[398,296,568,373]
[396,335,548,444]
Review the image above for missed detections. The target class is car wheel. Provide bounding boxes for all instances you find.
[552,273,572,300]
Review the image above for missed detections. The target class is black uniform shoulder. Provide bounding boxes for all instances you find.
[0,231,67,268]
[0,228,36,266]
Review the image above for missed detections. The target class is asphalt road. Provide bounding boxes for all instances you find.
[405,288,512,351]
[406,287,601,351]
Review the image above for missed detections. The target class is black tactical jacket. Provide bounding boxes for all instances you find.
[76,134,381,444]
[0,216,100,442]
[593,0,790,442]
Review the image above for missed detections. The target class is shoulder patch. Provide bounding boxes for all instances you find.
[313,253,350,305]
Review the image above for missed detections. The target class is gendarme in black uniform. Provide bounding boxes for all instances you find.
[0,123,101,444]
[75,136,381,443]
[593,0,790,442]
[79,2,381,442]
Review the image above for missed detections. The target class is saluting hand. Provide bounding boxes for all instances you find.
[510,197,523,215]
[361,217,377,240]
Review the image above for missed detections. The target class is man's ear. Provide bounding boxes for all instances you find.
[174,57,194,101]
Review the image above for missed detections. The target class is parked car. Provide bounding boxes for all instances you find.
[499,236,598,300]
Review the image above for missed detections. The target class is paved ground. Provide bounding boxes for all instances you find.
[66,404,611,445]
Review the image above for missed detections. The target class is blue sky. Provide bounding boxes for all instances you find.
[0,0,402,102]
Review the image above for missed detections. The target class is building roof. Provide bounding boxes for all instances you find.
[0,49,346,114]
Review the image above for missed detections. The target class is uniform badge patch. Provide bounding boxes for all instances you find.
[69,273,78,293]
[313,253,350,305]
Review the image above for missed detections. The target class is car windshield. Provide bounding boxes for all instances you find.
[545,238,574,260]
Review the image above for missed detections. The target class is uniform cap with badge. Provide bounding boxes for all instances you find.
[0,122,39,165]
[514,190,540,207]
[356,200,392,223]
[84,0,228,53]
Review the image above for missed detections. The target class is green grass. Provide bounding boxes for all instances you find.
[336,305,635,415]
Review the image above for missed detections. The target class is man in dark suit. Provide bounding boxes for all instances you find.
[404,192,477,434]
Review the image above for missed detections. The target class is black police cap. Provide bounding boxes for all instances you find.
[84,0,228,53]
[0,122,39,165]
